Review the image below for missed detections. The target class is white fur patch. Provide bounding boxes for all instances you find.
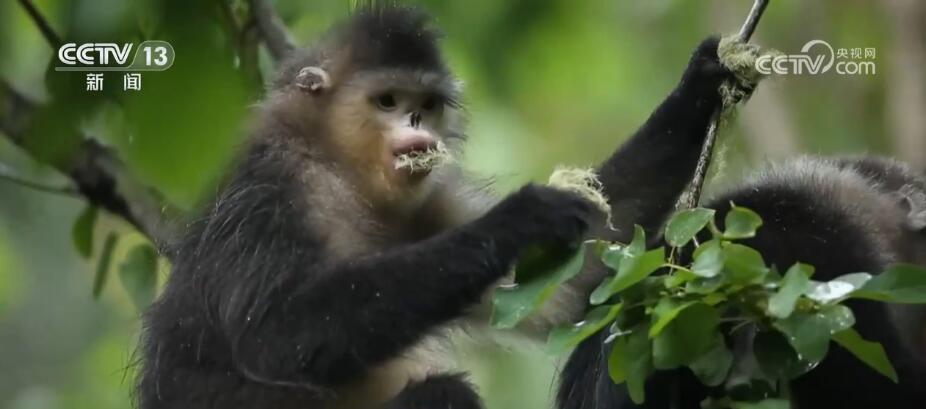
[900,184,926,231]
[329,336,453,409]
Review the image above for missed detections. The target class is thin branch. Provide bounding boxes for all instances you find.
[15,0,62,47]
[0,163,80,197]
[247,0,296,62]
[213,0,264,92]
[215,0,241,34]
[678,0,769,209]
[238,18,265,92]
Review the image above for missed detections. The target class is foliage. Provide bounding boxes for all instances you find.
[491,205,926,407]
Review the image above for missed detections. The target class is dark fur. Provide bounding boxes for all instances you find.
[557,158,926,409]
[272,3,449,91]
[136,4,740,409]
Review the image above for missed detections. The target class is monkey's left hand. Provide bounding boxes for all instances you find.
[475,184,595,258]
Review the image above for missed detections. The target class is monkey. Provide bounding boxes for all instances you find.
[556,157,926,409]
[134,3,748,409]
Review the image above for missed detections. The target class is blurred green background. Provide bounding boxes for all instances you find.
[1,1,924,408]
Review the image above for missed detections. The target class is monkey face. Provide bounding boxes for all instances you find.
[323,70,462,208]
[371,90,447,176]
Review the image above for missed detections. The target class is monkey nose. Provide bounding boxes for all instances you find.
[393,135,437,157]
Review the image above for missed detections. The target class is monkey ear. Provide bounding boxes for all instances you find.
[295,66,331,94]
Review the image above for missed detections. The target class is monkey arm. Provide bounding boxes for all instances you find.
[218,183,591,387]
[225,227,512,386]
[597,37,731,239]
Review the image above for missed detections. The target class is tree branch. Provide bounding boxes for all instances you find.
[3,0,300,250]
[247,0,296,62]
[213,0,264,93]
[15,0,62,47]
[0,162,80,196]
[1,82,180,247]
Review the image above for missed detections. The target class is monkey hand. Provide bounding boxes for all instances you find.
[680,36,736,99]
[478,184,594,255]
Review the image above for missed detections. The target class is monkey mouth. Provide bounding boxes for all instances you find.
[393,140,453,175]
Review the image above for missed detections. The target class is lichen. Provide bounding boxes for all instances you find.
[717,35,781,110]
[547,166,613,229]
[394,140,454,172]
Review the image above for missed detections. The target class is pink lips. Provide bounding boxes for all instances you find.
[392,134,437,157]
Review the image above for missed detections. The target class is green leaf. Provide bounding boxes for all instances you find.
[853,264,926,303]
[653,303,719,369]
[754,330,816,380]
[665,208,715,247]
[731,399,791,409]
[832,328,898,383]
[92,233,119,299]
[119,243,159,311]
[613,278,662,307]
[626,225,647,257]
[72,206,98,259]
[768,263,813,319]
[773,305,855,363]
[664,269,697,288]
[491,245,587,328]
[608,324,653,404]
[649,299,697,337]
[723,244,770,284]
[688,334,733,386]
[702,292,726,306]
[764,265,784,284]
[590,247,665,305]
[592,226,649,305]
[588,239,615,260]
[723,206,763,240]
[806,273,872,304]
[832,272,871,288]
[547,303,622,354]
[691,240,724,278]
[601,245,624,271]
[686,275,725,295]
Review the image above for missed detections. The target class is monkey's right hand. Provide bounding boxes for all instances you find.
[681,36,735,98]
[477,184,593,254]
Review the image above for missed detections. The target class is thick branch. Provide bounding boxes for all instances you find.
[3,0,297,249]
[247,0,296,62]
[1,83,180,247]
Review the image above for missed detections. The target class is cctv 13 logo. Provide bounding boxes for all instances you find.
[56,41,175,71]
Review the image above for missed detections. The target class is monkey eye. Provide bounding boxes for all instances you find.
[421,96,440,112]
[374,93,397,111]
